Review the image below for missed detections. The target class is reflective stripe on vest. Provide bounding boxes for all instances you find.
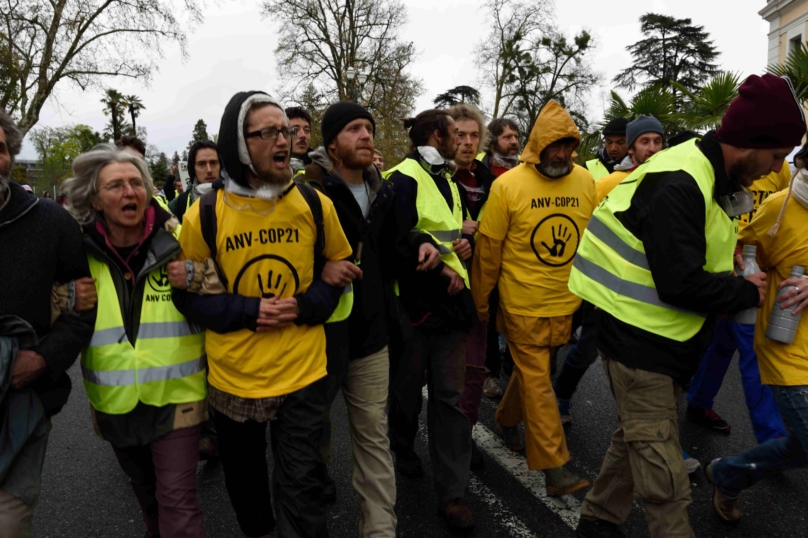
[586,159,609,181]
[569,140,736,341]
[81,231,207,415]
[384,158,469,287]
[325,282,354,323]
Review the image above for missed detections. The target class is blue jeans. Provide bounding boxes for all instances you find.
[553,301,599,400]
[687,318,785,443]
[711,385,808,507]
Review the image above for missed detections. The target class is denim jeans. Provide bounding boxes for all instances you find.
[711,385,808,506]
[687,318,785,443]
[553,301,600,401]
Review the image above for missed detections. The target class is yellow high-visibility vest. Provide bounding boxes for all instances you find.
[81,231,207,415]
[569,139,736,341]
[586,159,610,181]
[384,158,469,288]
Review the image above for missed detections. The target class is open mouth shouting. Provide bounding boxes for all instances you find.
[272,151,289,170]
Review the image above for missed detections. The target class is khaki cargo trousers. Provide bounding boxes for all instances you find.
[580,358,695,538]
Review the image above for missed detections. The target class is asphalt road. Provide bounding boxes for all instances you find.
[33,343,808,538]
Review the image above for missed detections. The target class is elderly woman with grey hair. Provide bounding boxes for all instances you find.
[62,144,207,538]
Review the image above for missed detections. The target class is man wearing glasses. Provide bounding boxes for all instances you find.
[173,91,352,538]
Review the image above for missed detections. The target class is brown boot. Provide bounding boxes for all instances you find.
[705,459,741,523]
[544,466,590,497]
[438,497,475,535]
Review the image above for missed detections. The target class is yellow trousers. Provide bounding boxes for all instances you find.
[495,310,571,470]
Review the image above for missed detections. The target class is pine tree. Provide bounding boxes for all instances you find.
[188,119,210,149]
[614,14,719,104]
[172,151,180,166]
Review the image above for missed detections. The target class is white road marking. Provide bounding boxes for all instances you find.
[467,476,537,538]
[420,386,581,532]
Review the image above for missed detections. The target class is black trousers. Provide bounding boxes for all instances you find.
[214,377,329,538]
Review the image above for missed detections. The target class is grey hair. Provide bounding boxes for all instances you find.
[0,109,23,165]
[62,143,154,226]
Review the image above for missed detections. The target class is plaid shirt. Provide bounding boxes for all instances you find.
[207,384,287,423]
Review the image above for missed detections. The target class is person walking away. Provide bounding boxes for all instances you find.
[569,73,802,538]
[62,145,208,538]
[448,103,497,471]
[302,101,398,536]
[472,99,596,497]
[705,150,808,526]
[0,109,96,537]
[172,91,352,538]
[384,108,477,534]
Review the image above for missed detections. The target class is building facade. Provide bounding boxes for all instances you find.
[761,0,808,65]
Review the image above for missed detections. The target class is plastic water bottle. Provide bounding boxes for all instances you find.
[732,245,760,325]
[766,265,806,344]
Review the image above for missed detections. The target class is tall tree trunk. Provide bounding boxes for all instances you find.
[130,105,137,133]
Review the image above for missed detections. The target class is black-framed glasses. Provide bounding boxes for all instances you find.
[245,126,292,141]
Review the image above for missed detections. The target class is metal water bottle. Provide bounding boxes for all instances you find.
[732,245,760,325]
[766,265,806,344]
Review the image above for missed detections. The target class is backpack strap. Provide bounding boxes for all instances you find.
[198,189,229,289]
[294,181,325,258]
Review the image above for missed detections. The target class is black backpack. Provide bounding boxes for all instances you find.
[198,182,326,289]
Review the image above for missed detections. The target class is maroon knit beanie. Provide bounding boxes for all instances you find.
[715,74,806,149]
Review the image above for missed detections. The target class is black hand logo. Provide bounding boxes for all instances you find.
[541,225,572,257]
[257,270,288,299]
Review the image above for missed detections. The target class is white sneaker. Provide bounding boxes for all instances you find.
[684,456,702,475]
[483,376,502,398]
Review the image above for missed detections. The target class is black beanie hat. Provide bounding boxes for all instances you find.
[602,117,629,137]
[321,102,376,147]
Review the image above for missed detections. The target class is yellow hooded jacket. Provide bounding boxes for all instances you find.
[471,100,597,323]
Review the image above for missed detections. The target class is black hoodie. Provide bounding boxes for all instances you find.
[0,180,96,415]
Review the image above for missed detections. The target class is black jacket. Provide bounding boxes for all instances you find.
[598,132,760,386]
[0,181,95,416]
[457,160,496,222]
[304,149,399,359]
[596,147,617,175]
[386,152,477,332]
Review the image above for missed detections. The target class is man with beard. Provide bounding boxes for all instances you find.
[472,100,595,499]
[302,101,397,535]
[287,106,314,174]
[448,103,497,471]
[569,74,803,538]
[170,140,220,223]
[479,117,520,178]
[0,109,95,535]
[478,117,521,400]
[384,109,477,534]
[586,118,629,181]
[173,91,352,538]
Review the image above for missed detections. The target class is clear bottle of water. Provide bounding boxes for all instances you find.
[766,265,806,344]
[732,245,760,325]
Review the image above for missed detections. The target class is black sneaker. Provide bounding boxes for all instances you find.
[395,449,424,477]
[576,517,626,537]
[687,404,731,434]
[470,440,484,471]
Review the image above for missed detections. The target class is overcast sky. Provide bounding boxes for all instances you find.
[19,0,770,160]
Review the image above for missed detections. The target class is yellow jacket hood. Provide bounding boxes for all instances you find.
[520,100,581,166]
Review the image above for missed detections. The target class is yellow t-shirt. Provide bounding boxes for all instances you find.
[596,170,630,203]
[738,160,792,229]
[738,190,808,386]
[479,162,597,317]
[179,187,352,398]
